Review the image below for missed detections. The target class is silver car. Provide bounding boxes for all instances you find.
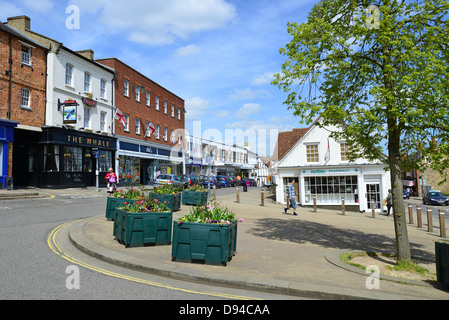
[154,174,182,186]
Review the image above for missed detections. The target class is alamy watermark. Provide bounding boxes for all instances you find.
[66,5,80,30]
[365,265,380,290]
[65,265,80,290]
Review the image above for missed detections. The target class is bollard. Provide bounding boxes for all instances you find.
[439,210,447,238]
[416,206,422,228]
[213,185,216,200]
[236,187,239,203]
[371,199,375,218]
[408,204,413,224]
[341,197,345,215]
[261,189,264,206]
[427,207,433,232]
[313,195,317,212]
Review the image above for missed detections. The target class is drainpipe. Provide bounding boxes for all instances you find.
[7,36,13,120]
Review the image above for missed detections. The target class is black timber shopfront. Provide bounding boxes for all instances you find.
[13,127,116,188]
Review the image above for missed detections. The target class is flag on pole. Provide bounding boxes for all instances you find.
[324,138,330,162]
[145,122,156,136]
[115,108,126,126]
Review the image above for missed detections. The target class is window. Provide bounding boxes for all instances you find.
[164,100,167,114]
[171,104,174,117]
[100,111,107,132]
[306,144,319,162]
[21,46,31,65]
[124,114,129,131]
[84,107,90,128]
[84,72,91,92]
[164,127,168,141]
[155,96,160,110]
[124,79,129,96]
[135,85,140,102]
[20,88,31,109]
[64,146,82,172]
[100,79,106,98]
[135,118,140,134]
[44,145,60,172]
[145,121,151,137]
[155,125,160,139]
[146,91,150,106]
[304,176,358,204]
[177,108,181,120]
[98,150,113,172]
[340,142,351,161]
[65,64,73,86]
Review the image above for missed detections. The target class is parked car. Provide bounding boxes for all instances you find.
[217,176,231,188]
[249,178,257,187]
[202,176,221,189]
[423,190,449,206]
[228,176,237,187]
[180,174,199,188]
[154,174,182,186]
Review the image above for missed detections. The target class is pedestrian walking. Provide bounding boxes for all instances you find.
[244,179,249,192]
[386,189,392,216]
[105,168,117,196]
[284,179,298,216]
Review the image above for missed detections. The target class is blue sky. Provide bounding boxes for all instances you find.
[1,0,319,156]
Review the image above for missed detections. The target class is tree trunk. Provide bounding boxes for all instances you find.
[388,121,412,262]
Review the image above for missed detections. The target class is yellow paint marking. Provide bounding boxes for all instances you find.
[48,220,261,300]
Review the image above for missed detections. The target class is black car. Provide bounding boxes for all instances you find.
[423,190,449,206]
[180,174,199,188]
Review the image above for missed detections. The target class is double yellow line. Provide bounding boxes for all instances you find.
[47,220,259,300]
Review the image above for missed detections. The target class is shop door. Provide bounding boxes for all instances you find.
[366,183,381,210]
[83,149,95,186]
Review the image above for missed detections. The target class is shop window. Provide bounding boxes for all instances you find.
[44,145,60,172]
[64,146,82,172]
[99,150,113,172]
[305,175,358,204]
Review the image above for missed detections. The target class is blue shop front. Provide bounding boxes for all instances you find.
[0,119,18,189]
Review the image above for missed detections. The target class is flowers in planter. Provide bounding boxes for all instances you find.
[119,198,170,213]
[152,184,182,195]
[185,185,207,192]
[178,200,243,225]
[112,185,146,199]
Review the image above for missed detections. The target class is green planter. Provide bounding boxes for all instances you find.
[435,241,449,290]
[113,208,173,247]
[105,197,137,221]
[151,192,181,211]
[171,221,237,266]
[182,190,208,206]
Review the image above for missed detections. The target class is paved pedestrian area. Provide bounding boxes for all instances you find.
[56,186,448,300]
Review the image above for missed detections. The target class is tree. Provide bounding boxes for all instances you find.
[273,0,449,262]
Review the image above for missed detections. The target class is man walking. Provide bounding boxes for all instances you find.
[284,179,298,216]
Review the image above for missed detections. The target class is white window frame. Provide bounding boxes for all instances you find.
[124,79,129,97]
[135,85,140,102]
[21,46,31,66]
[20,88,31,109]
[155,96,160,110]
[84,107,91,128]
[100,111,107,132]
[135,118,140,134]
[84,72,91,93]
[65,64,73,86]
[164,127,168,141]
[164,100,167,114]
[100,79,106,99]
[124,114,129,131]
[155,125,160,139]
[171,104,174,117]
[146,91,150,107]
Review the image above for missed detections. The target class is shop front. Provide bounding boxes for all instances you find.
[277,165,390,212]
[13,126,116,188]
[117,139,184,186]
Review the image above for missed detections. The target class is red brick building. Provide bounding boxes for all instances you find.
[0,21,47,188]
[96,58,186,184]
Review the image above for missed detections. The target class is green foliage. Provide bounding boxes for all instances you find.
[177,200,242,224]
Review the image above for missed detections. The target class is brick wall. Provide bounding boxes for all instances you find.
[0,28,47,127]
[422,167,449,194]
[96,58,185,145]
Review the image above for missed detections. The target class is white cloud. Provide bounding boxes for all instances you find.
[175,44,202,56]
[71,0,237,45]
[185,97,210,120]
[235,103,261,118]
[252,72,274,86]
[213,110,230,118]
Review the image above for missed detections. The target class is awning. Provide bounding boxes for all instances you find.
[402,180,415,186]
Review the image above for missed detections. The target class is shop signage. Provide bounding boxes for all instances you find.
[67,134,111,148]
[82,97,97,107]
[301,168,360,175]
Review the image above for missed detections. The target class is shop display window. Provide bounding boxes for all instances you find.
[305,175,358,204]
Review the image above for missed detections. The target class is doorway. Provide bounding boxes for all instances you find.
[366,183,381,211]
